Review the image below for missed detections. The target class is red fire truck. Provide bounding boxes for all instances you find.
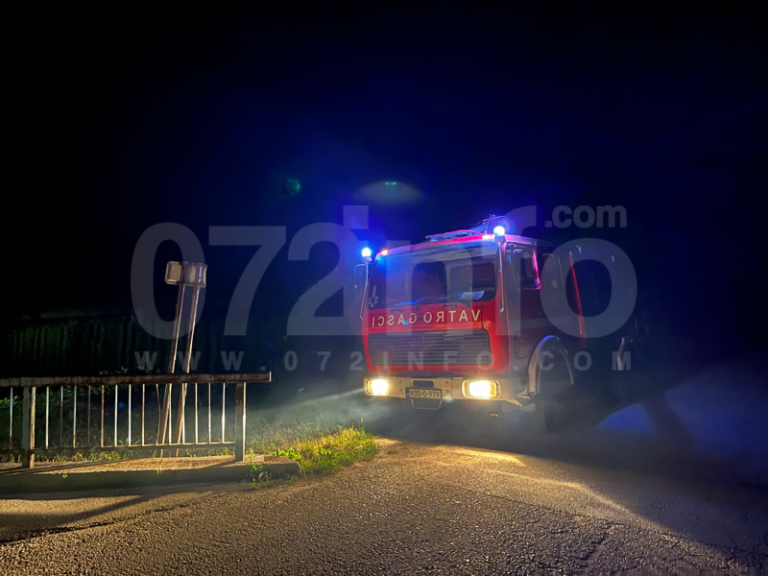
[355,216,646,432]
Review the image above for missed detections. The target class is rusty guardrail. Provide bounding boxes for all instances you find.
[0,373,270,468]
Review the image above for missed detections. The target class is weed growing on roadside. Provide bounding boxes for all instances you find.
[260,425,377,477]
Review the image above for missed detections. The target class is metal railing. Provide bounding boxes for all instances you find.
[0,373,270,468]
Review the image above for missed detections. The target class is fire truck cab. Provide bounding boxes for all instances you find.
[355,216,641,432]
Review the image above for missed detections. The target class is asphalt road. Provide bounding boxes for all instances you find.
[1,433,766,575]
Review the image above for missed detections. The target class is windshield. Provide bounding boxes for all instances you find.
[366,242,499,310]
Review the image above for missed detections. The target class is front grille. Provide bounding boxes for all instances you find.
[368,329,491,367]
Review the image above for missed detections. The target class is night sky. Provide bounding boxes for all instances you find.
[10,5,768,357]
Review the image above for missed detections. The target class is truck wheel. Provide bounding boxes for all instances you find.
[531,388,556,433]
[531,361,571,434]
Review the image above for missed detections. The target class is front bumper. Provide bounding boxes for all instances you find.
[364,375,527,407]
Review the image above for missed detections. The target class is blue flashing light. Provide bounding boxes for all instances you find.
[361,247,372,258]
[493,225,506,236]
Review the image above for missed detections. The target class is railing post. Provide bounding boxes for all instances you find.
[235,382,246,462]
[21,386,36,469]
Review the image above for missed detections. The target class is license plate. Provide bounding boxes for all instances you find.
[406,388,442,400]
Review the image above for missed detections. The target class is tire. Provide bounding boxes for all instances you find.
[530,359,572,433]
[531,389,556,433]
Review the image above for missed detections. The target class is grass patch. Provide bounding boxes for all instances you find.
[285,426,377,476]
[248,423,378,480]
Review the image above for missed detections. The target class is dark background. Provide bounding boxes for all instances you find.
[6,4,767,376]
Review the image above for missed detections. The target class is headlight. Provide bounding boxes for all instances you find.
[463,380,498,399]
[367,378,389,396]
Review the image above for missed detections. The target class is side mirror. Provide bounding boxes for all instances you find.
[354,263,369,304]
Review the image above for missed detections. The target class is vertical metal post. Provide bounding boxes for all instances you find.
[208,382,211,443]
[155,384,161,441]
[101,385,105,448]
[59,386,63,447]
[235,382,246,461]
[141,384,145,446]
[8,387,13,450]
[21,387,36,469]
[158,283,185,446]
[194,383,198,444]
[128,384,132,446]
[174,283,201,447]
[87,386,91,447]
[221,383,226,442]
[45,387,49,449]
[114,385,118,447]
[72,386,77,448]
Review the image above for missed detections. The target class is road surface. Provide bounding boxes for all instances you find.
[1,436,766,575]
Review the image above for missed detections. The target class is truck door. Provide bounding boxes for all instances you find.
[505,243,546,361]
[533,247,587,346]
[561,249,588,344]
